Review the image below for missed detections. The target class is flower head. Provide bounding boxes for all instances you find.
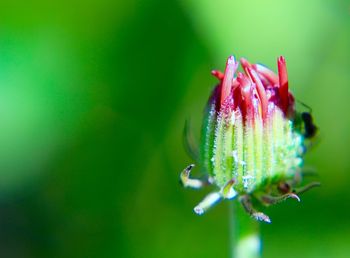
[181,55,319,222]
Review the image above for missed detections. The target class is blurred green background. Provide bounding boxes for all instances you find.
[0,0,349,257]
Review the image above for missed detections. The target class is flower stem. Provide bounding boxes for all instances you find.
[230,201,261,258]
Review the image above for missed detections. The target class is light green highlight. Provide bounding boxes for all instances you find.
[201,106,304,193]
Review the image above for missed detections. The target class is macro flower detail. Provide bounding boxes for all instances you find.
[180,55,319,223]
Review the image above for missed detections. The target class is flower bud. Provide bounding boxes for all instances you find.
[201,55,304,194]
[181,55,319,221]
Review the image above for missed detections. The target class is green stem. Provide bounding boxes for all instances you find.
[230,202,261,258]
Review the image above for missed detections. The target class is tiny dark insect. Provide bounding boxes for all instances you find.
[301,112,318,138]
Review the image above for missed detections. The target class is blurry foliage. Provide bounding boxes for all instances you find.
[0,0,349,258]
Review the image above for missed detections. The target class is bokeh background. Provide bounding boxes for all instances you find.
[0,0,349,257]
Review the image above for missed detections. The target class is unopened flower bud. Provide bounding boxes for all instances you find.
[181,55,319,222]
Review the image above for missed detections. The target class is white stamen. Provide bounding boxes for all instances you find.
[222,186,238,199]
[231,112,236,125]
[242,175,254,189]
[232,150,238,163]
[194,192,221,215]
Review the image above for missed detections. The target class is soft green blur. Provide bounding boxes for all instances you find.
[0,1,349,257]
